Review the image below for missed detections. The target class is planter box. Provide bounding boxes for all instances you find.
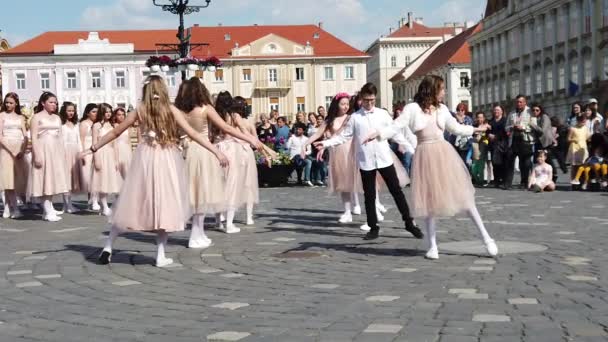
[257,164,291,187]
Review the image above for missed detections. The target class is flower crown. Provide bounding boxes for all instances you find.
[334,92,350,101]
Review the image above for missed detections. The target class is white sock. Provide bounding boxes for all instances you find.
[91,193,99,207]
[467,206,492,243]
[246,204,254,223]
[156,231,173,266]
[425,217,437,250]
[341,193,352,215]
[42,198,55,217]
[352,193,360,208]
[226,209,236,227]
[100,195,110,211]
[103,225,120,252]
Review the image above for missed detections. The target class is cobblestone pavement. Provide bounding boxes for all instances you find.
[0,186,607,342]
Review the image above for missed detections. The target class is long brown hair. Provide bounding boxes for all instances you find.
[174,77,213,113]
[34,91,58,114]
[59,101,78,124]
[96,103,113,124]
[140,75,179,146]
[414,75,443,110]
[2,93,22,115]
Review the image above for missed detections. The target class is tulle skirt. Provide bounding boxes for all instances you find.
[90,145,121,195]
[328,139,363,194]
[116,142,132,180]
[184,140,226,214]
[64,142,84,193]
[111,143,189,232]
[410,140,475,218]
[219,140,259,210]
[28,135,69,198]
[0,138,28,194]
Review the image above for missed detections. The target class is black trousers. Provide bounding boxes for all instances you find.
[505,141,533,187]
[360,165,413,231]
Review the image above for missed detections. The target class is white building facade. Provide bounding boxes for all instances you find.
[470,0,608,117]
[366,12,464,108]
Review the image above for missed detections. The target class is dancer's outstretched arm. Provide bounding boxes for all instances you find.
[301,122,327,158]
[314,119,353,149]
[205,106,262,150]
[83,110,136,154]
[232,114,277,162]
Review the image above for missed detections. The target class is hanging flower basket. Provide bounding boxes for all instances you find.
[206,65,216,72]
[160,65,170,72]
[150,65,161,72]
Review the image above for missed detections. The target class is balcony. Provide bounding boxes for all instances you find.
[254,79,292,89]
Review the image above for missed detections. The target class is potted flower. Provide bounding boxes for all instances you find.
[255,137,293,187]
[159,55,173,72]
[204,56,222,72]
[145,56,162,72]
[174,57,200,71]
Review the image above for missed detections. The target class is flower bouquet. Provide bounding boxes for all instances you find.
[145,56,163,72]
[174,57,201,71]
[203,56,222,72]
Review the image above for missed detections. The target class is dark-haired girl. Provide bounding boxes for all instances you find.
[79,103,98,209]
[366,75,498,259]
[29,92,69,221]
[0,93,28,218]
[60,101,82,213]
[91,103,121,216]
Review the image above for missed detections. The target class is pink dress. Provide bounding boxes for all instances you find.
[116,129,132,180]
[110,115,189,232]
[80,120,94,192]
[62,123,84,193]
[530,163,552,188]
[90,122,121,195]
[0,114,28,194]
[28,114,69,198]
[217,135,259,210]
[411,109,475,218]
[327,118,363,194]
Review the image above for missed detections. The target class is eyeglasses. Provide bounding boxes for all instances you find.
[361,97,376,103]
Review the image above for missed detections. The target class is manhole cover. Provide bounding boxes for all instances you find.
[273,251,323,259]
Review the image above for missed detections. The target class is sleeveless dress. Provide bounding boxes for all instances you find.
[28,115,69,198]
[566,125,589,165]
[116,129,132,180]
[183,108,226,214]
[327,117,363,194]
[0,114,28,194]
[62,123,84,193]
[90,122,121,195]
[410,109,475,218]
[80,120,94,192]
[110,112,189,232]
[216,120,259,210]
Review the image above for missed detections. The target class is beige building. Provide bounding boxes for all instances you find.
[0,36,9,94]
[470,0,608,117]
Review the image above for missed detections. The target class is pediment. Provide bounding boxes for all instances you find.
[232,33,313,57]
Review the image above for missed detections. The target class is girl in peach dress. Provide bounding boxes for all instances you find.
[60,101,83,213]
[113,107,132,180]
[90,103,121,217]
[302,92,363,224]
[29,92,69,222]
[369,75,498,260]
[0,93,28,219]
[79,104,99,210]
[90,75,230,267]
[174,79,268,246]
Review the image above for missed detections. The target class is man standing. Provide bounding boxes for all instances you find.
[315,83,422,240]
[504,95,535,189]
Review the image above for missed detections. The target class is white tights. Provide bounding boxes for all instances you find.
[188,214,211,248]
[103,225,173,267]
[340,192,360,214]
[425,206,493,250]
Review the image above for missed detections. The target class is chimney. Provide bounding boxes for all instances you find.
[193,24,199,27]
[318,21,323,29]
[465,20,475,28]
[389,27,393,34]
[414,17,424,25]
[218,23,222,26]
[407,12,413,28]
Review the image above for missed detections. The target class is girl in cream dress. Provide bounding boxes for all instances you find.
[60,101,83,213]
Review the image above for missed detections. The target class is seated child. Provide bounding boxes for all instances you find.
[572,133,608,190]
[528,150,556,192]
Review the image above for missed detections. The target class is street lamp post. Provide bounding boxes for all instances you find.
[152,0,212,80]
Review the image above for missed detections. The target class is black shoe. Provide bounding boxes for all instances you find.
[405,221,424,239]
[363,229,379,240]
[98,250,111,265]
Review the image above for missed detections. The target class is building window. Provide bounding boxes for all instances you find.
[117,102,126,109]
[570,2,579,38]
[40,72,50,90]
[493,81,498,102]
[459,72,469,88]
[91,71,102,88]
[67,72,77,89]
[268,68,277,82]
[115,70,126,88]
[546,64,554,92]
[245,98,252,114]
[604,0,608,27]
[603,53,608,80]
[323,66,334,80]
[583,54,592,84]
[166,72,176,87]
[584,0,592,33]
[16,73,26,90]
[243,68,251,82]
[269,97,279,112]
[215,69,224,82]
[295,67,305,81]
[296,97,305,112]
[325,96,333,110]
[405,56,411,66]
[510,75,519,98]
[570,56,579,83]
[558,62,565,90]
[524,73,531,95]
[344,66,354,80]
[545,13,554,46]
[535,69,542,94]
[390,56,397,67]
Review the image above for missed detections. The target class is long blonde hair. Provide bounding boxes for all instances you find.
[140,75,178,146]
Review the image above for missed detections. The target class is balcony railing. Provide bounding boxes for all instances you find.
[254,79,292,89]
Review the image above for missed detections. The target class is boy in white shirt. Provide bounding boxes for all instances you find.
[287,123,314,186]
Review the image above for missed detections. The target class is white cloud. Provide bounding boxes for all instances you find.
[435,0,485,25]
[80,0,173,30]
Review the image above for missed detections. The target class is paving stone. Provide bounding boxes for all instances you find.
[366,296,400,302]
[468,266,493,272]
[566,275,598,281]
[448,289,477,294]
[472,314,511,322]
[15,281,43,288]
[392,268,417,273]
[111,280,141,286]
[458,293,489,300]
[508,298,539,305]
[310,284,340,289]
[212,302,250,310]
[207,331,251,341]
[6,270,32,275]
[363,324,403,333]
[34,274,62,279]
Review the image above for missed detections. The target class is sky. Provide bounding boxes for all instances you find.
[1,0,486,51]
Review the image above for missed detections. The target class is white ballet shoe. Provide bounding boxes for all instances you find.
[188,237,212,249]
[65,205,79,214]
[377,203,387,214]
[216,221,225,230]
[360,224,371,232]
[485,239,498,257]
[352,206,362,215]
[220,214,226,222]
[2,208,10,219]
[156,257,174,268]
[246,218,255,226]
[55,209,64,215]
[222,224,240,234]
[43,214,62,222]
[338,212,353,224]
[102,208,112,217]
[91,203,101,211]
[425,247,439,260]
[10,209,23,219]
[377,212,384,222]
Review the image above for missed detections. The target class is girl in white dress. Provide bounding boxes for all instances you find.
[113,107,132,180]
[60,102,82,213]
[79,104,99,210]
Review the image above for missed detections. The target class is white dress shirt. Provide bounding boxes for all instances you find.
[322,106,414,171]
[286,135,310,159]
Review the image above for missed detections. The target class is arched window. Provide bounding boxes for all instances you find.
[582,49,592,84]
[391,56,397,67]
[570,52,579,84]
[545,59,554,92]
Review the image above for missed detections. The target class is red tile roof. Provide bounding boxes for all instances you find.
[388,22,459,38]
[407,23,482,80]
[1,25,367,59]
